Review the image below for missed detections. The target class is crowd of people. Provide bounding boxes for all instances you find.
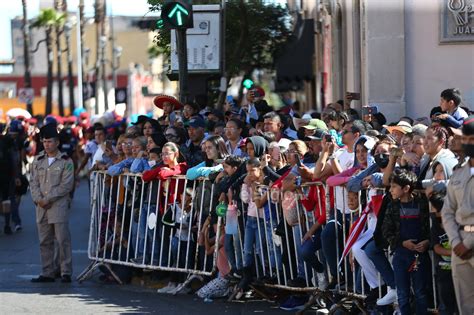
[1,87,473,314]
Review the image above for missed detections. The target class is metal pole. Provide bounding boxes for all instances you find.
[101,0,109,111]
[110,4,117,90]
[94,0,101,114]
[65,26,75,111]
[76,9,83,110]
[176,29,189,104]
[55,0,65,116]
[22,0,33,115]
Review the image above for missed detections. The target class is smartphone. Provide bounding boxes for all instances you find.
[324,134,332,142]
[362,105,379,115]
[294,154,303,167]
[294,176,302,187]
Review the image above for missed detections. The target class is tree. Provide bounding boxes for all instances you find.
[147,0,293,103]
[32,8,66,116]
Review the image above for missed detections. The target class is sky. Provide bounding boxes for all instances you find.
[0,0,159,61]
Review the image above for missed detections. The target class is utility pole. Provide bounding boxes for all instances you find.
[109,4,117,89]
[94,0,101,114]
[161,1,193,104]
[63,0,75,112]
[55,0,65,116]
[101,6,108,112]
[22,0,33,115]
[78,0,86,111]
[176,29,189,104]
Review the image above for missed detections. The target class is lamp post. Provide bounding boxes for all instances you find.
[99,35,108,111]
[64,19,75,111]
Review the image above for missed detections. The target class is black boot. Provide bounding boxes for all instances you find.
[238,266,254,291]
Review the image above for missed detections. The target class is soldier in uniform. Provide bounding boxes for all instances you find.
[30,124,75,283]
[442,115,474,314]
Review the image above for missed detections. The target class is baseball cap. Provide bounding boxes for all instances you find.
[302,119,328,131]
[306,129,328,141]
[9,120,23,133]
[188,116,206,129]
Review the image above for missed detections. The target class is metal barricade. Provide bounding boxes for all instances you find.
[78,171,222,282]
[78,171,441,315]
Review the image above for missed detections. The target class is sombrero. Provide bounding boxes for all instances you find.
[153,94,183,110]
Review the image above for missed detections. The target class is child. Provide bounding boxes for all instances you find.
[238,158,267,290]
[438,88,468,129]
[216,155,245,280]
[383,169,430,315]
[429,191,458,315]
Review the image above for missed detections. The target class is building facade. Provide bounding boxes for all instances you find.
[285,0,474,123]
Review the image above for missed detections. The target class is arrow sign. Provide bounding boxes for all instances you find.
[168,3,189,26]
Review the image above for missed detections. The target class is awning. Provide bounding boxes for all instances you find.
[275,17,315,92]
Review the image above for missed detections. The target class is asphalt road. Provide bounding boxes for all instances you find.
[0,180,288,314]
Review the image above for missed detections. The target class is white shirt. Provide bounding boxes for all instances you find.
[48,157,55,166]
[333,148,355,213]
[91,144,104,166]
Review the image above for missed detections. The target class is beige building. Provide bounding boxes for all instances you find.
[285,0,474,123]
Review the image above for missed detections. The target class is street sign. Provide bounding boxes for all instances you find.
[18,88,34,104]
[162,1,193,29]
[115,87,127,104]
[170,5,221,73]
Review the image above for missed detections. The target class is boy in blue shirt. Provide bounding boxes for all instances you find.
[383,169,430,315]
[437,88,468,129]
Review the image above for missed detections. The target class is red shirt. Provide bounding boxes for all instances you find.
[142,162,188,214]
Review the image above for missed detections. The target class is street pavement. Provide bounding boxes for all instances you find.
[0,180,288,314]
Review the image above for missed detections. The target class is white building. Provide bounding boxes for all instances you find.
[282,0,474,122]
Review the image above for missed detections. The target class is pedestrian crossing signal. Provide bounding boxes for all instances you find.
[161,1,193,29]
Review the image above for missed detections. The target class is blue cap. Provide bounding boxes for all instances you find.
[188,116,206,129]
[9,120,22,133]
[44,115,58,127]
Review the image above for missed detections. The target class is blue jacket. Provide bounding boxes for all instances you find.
[107,158,134,176]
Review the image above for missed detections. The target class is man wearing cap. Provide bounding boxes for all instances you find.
[442,116,474,314]
[180,116,207,167]
[30,124,75,283]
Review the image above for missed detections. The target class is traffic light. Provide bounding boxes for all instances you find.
[136,18,164,30]
[242,79,254,89]
[161,0,193,29]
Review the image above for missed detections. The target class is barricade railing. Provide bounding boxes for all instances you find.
[79,171,440,314]
[79,171,222,282]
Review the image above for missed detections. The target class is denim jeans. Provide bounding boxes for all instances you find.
[321,211,351,279]
[300,228,323,272]
[224,232,243,271]
[363,238,396,288]
[392,249,429,315]
[171,236,195,269]
[265,217,282,271]
[134,204,157,259]
[243,216,265,268]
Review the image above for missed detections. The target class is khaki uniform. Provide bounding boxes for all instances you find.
[30,150,75,278]
[442,161,474,315]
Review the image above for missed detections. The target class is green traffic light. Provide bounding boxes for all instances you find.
[156,19,164,29]
[168,3,189,26]
[243,79,254,89]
